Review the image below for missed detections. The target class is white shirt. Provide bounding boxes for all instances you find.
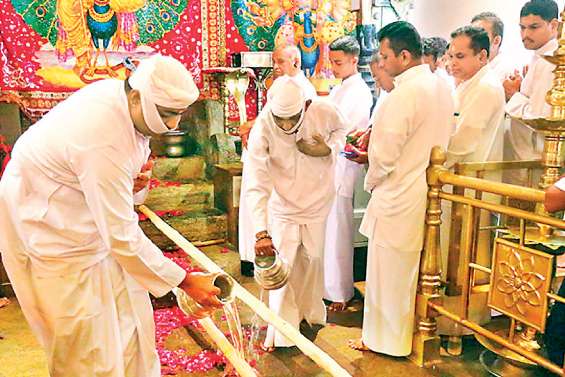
[245,98,347,233]
[446,65,505,167]
[489,53,519,82]
[0,79,185,296]
[506,38,557,160]
[328,73,373,198]
[506,38,557,120]
[361,64,454,251]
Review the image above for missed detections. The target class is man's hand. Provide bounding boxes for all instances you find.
[346,145,368,164]
[296,134,331,157]
[255,237,276,257]
[356,129,371,151]
[503,70,522,102]
[179,272,223,312]
[133,160,154,193]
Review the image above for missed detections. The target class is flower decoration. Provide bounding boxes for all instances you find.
[495,250,545,315]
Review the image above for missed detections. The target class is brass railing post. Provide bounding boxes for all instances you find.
[409,146,446,366]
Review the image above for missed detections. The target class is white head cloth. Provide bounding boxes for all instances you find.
[129,54,199,134]
[268,75,306,118]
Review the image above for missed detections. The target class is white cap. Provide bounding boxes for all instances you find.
[268,76,306,118]
[129,55,199,134]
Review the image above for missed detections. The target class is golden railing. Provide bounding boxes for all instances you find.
[410,147,565,376]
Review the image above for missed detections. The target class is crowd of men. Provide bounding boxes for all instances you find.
[0,0,563,375]
[240,0,565,365]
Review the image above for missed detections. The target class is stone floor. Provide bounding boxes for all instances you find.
[0,245,556,377]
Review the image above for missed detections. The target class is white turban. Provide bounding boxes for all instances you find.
[129,54,199,134]
[268,75,306,118]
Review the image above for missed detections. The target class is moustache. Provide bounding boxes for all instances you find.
[522,38,534,43]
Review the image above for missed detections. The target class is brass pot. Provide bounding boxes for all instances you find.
[173,273,235,318]
[163,130,188,157]
[254,250,289,290]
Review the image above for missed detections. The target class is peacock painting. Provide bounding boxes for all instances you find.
[10,0,188,81]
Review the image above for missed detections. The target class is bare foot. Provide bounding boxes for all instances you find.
[348,338,369,351]
[260,344,275,353]
[328,301,348,312]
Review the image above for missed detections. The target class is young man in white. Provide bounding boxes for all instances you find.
[503,0,559,185]
[238,43,316,274]
[0,55,223,377]
[245,77,346,351]
[323,35,373,312]
[348,21,453,356]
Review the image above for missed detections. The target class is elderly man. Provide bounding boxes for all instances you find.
[238,43,317,275]
[271,43,317,99]
[0,55,223,377]
[348,21,453,356]
[471,11,517,82]
[246,77,346,351]
[323,35,373,312]
[504,0,558,185]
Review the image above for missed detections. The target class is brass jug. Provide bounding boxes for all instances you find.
[254,250,290,290]
[173,273,235,319]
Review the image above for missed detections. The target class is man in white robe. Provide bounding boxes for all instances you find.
[446,26,505,170]
[471,12,518,82]
[246,77,346,350]
[440,26,506,332]
[503,0,559,185]
[323,36,372,312]
[238,43,316,274]
[348,21,453,356]
[0,55,223,377]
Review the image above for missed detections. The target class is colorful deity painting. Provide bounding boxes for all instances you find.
[8,0,196,87]
[231,0,356,79]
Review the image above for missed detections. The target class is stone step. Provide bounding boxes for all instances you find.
[140,208,227,247]
[144,180,213,212]
[152,156,206,181]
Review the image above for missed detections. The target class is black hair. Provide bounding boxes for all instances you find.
[471,12,504,42]
[422,37,448,61]
[377,21,422,59]
[520,0,559,22]
[329,35,361,57]
[451,25,491,58]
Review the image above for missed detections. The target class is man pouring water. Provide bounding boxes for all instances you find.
[245,77,347,351]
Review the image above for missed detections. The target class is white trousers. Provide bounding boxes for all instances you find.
[323,195,355,302]
[264,219,327,348]
[238,186,256,262]
[2,251,160,377]
[362,241,421,356]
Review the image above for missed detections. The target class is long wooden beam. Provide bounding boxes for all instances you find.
[138,205,352,377]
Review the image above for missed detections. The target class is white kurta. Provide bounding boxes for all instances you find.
[439,65,506,331]
[489,53,519,82]
[239,72,317,263]
[245,98,346,347]
[324,73,372,303]
[0,80,186,377]
[505,38,557,184]
[360,64,453,356]
[446,65,505,167]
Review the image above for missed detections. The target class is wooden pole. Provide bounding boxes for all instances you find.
[138,205,352,377]
[198,317,257,377]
